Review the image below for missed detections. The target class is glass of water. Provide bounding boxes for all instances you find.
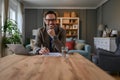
[61,46,68,57]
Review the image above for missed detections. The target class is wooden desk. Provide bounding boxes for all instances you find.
[0,53,115,80]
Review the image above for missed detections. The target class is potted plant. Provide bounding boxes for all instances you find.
[2,19,22,46]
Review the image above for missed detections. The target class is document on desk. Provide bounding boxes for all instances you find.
[43,52,62,56]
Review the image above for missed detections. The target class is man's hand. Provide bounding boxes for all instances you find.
[39,47,50,55]
[47,29,56,38]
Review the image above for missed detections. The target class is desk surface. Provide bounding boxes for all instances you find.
[0,53,115,80]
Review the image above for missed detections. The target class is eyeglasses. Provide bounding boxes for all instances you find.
[45,19,56,22]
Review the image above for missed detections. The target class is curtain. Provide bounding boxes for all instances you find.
[20,2,25,44]
[1,0,9,57]
[4,0,9,21]
[17,1,24,44]
[17,2,22,33]
[0,0,2,57]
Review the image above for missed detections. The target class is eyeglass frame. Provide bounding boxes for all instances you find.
[44,18,57,22]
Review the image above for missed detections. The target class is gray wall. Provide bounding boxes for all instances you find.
[86,10,97,51]
[25,9,43,44]
[97,0,120,31]
[25,9,97,52]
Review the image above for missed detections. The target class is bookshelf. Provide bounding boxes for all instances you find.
[57,17,79,39]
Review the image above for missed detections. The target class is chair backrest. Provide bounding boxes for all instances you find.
[115,36,120,55]
[115,36,120,50]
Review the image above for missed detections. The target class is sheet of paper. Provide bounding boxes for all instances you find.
[43,52,62,56]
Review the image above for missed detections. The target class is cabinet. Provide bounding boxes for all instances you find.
[94,37,116,52]
[57,17,79,39]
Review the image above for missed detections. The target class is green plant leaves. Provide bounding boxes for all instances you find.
[2,19,21,45]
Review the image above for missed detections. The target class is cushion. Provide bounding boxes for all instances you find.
[65,41,75,50]
[66,38,73,42]
[7,44,29,55]
[75,43,85,50]
[75,40,85,43]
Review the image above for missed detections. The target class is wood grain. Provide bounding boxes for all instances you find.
[0,53,115,80]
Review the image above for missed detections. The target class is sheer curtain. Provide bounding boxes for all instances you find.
[17,1,23,34]
[17,1,23,44]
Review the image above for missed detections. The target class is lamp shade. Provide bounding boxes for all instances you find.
[98,24,104,31]
[111,30,118,35]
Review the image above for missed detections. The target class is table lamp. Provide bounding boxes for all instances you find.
[111,30,118,37]
[97,24,104,37]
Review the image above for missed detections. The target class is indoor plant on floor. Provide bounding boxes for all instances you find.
[1,19,22,56]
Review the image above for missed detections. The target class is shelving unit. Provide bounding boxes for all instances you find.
[57,17,79,39]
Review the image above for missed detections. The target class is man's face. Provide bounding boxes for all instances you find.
[44,14,56,29]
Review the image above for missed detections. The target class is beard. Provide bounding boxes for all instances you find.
[46,24,56,29]
[49,25,54,29]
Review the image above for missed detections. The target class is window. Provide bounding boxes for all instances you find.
[8,0,23,33]
[0,0,23,36]
[9,0,17,21]
[9,8,16,21]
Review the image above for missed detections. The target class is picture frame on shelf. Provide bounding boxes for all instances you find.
[73,25,78,29]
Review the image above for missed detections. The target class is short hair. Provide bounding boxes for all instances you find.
[44,11,57,19]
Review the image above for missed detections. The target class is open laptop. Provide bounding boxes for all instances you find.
[7,44,34,55]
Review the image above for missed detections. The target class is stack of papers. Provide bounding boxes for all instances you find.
[43,52,62,56]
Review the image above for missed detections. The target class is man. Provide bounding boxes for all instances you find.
[33,11,66,55]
